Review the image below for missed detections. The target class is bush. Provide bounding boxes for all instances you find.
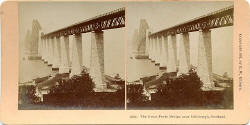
[153,69,203,106]
[45,72,95,105]
[19,85,41,104]
[126,68,232,109]
[44,71,125,109]
[49,73,94,95]
[127,84,148,106]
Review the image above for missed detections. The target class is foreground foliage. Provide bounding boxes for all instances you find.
[127,84,148,107]
[127,69,233,109]
[153,69,203,106]
[19,85,41,104]
[19,71,125,109]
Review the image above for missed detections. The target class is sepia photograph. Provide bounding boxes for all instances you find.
[1,0,250,124]
[18,1,234,110]
[18,2,125,110]
[126,1,234,109]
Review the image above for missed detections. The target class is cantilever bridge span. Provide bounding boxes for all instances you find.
[39,7,125,92]
[42,7,125,38]
[146,6,233,90]
[150,6,233,36]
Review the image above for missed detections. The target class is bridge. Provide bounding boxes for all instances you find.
[39,7,125,92]
[145,6,233,90]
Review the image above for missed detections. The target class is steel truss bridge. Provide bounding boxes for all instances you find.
[150,5,233,37]
[42,7,125,39]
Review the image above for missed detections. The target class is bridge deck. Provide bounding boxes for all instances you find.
[42,7,125,38]
[150,5,233,37]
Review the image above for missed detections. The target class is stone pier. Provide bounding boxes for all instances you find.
[197,30,214,90]
[145,30,150,56]
[54,36,62,70]
[151,37,156,62]
[70,33,83,77]
[40,38,44,61]
[150,37,153,61]
[160,35,167,69]
[147,37,152,60]
[178,33,190,75]
[51,37,60,70]
[59,36,70,74]
[90,31,106,91]
[38,32,42,57]
[167,34,177,72]
[47,38,53,66]
[43,39,48,63]
[40,37,44,60]
[155,36,160,65]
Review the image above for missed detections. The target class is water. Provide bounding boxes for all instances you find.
[18,57,160,84]
[19,59,53,83]
[126,58,161,82]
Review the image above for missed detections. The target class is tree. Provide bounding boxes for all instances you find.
[155,68,203,106]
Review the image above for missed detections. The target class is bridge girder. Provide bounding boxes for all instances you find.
[150,5,233,37]
[42,7,125,39]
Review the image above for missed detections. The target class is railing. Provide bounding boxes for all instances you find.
[150,5,233,37]
[41,7,125,39]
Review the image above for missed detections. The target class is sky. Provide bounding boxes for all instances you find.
[19,1,234,79]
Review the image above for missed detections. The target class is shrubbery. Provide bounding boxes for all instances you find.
[19,85,41,104]
[127,69,232,109]
[49,72,94,96]
[44,72,95,106]
[43,71,125,109]
[127,84,148,107]
[126,69,203,107]
[153,69,203,106]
